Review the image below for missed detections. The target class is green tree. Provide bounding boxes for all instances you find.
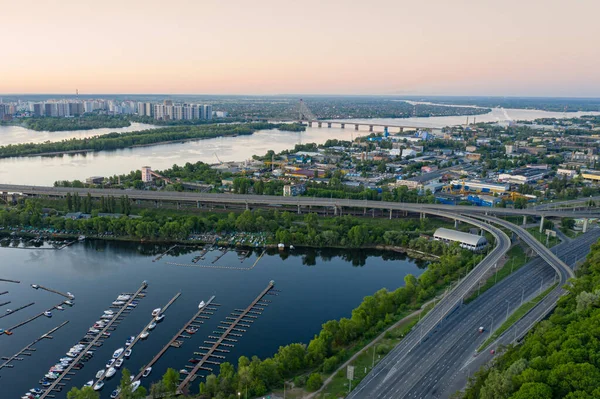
[67,386,100,399]
[162,367,180,394]
[306,373,323,392]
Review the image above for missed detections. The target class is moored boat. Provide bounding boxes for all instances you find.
[151,308,162,317]
[112,348,124,358]
[142,367,152,378]
[93,380,104,391]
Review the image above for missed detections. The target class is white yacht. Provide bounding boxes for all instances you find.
[124,349,132,358]
[155,314,165,322]
[151,308,162,317]
[142,367,152,378]
[147,322,156,331]
[93,380,104,391]
[131,381,141,392]
[43,311,52,317]
[95,369,105,379]
[105,367,116,378]
[115,358,123,368]
[198,301,206,309]
[140,331,149,339]
[116,295,131,301]
[104,310,114,315]
[112,348,124,359]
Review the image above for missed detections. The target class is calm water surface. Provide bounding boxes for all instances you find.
[0,240,424,398]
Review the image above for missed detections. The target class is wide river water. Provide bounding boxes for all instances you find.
[0,107,598,186]
[0,240,424,397]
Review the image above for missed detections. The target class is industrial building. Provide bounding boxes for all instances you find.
[498,168,546,185]
[433,227,488,251]
[581,170,600,182]
[446,180,509,194]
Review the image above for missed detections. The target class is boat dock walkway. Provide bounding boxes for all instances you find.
[0,302,35,319]
[56,240,77,250]
[178,281,276,392]
[153,245,178,262]
[36,285,73,299]
[0,279,20,284]
[0,291,8,296]
[38,281,148,399]
[211,248,228,264]
[130,296,218,385]
[166,249,266,271]
[0,321,69,372]
[97,292,181,386]
[5,301,66,332]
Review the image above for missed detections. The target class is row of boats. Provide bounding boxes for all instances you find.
[25,291,136,399]
[84,303,167,395]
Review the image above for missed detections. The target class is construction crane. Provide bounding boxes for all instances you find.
[214,152,223,164]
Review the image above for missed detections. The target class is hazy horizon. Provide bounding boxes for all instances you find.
[3,0,600,96]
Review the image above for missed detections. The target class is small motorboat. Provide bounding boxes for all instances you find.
[125,336,135,346]
[198,301,206,309]
[95,369,105,379]
[104,310,114,315]
[112,301,125,306]
[93,380,104,391]
[43,311,52,318]
[40,381,52,387]
[106,359,115,368]
[115,358,123,368]
[88,328,100,334]
[78,235,86,242]
[0,329,4,334]
[67,292,75,299]
[189,358,199,364]
[140,331,149,339]
[6,309,12,313]
[131,381,141,392]
[154,314,165,322]
[151,308,162,317]
[84,380,94,387]
[124,349,132,358]
[147,322,156,331]
[56,306,64,311]
[179,369,189,375]
[60,357,73,363]
[102,332,111,337]
[31,284,39,289]
[110,388,121,399]
[113,348,124,359]
[101,314,113,320]
[105,367,116,378]
[30,388,43,395]
[185,327,198,334]
[64,300,74,306]
[4,330,12,335]
[142,367,152,378]
[116,295,130,301]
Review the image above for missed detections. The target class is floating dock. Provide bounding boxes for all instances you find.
[96,292,181,386]
[0,321,69,371]
[131,296,218,384]
[153,245,178,262]
[0,302,35,320]
[36,285,74,299]
[5,301,66,332]
[166,249,266,271]
[38,281,148,399]
[0,279,20,284]
[178,281,276,392]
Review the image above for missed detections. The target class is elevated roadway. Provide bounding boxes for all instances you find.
[1,184,599,219]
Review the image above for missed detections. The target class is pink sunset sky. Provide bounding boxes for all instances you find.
[2,0,599,96]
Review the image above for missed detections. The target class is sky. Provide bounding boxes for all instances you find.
[2,0,599,96]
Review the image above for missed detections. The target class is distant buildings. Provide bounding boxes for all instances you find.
[141,166,153,183]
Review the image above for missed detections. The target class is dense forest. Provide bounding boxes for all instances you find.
[23,115,132,131]
[462,240,600,399]
[0,122,302,158]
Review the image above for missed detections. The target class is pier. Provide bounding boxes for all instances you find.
[97,292,181,386]
[0,291,8,296]
[5,301,65,332]
[166,249,266,271]
[130,296,218,384]
[36,285,74,299]
[0,279,20,284]
[38,281,148,399]
[153,245,178,262]
[0,302,34,319]
[0,321,69,371]
[211,248,228,264]
[178,281,276,392]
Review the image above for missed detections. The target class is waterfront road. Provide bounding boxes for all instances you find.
[349,229,600,399]
[1,184,599,218]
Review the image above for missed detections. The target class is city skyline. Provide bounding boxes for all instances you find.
[2,0,599,96]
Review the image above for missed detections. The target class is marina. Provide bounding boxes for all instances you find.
[37,281,148,399]
[0,242,422,398]
[35,285,75,299]
[130,296,218,384]
[178,281,277,392]
[94,292,181,387]
[5,301,68,332]
[0,302,35,320]
[165,249,267,271]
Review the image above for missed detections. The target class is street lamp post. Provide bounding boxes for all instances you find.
[505,300,511,322]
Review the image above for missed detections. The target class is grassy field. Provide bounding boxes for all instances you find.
[478,283,557,351]
[526,227,560,247]
[465,245,528,304]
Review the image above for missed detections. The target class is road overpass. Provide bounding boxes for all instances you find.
[1,184,599,219]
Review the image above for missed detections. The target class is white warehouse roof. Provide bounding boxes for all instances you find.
[433,228,487,247]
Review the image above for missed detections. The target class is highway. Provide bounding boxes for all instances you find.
[1,184,599,218]
[348,229,600,399]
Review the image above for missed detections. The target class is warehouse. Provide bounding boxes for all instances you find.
[433,227,488,252]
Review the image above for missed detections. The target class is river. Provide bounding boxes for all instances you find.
[0,107,598,186]
[0,122,158,146]
[0,240,424,397]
